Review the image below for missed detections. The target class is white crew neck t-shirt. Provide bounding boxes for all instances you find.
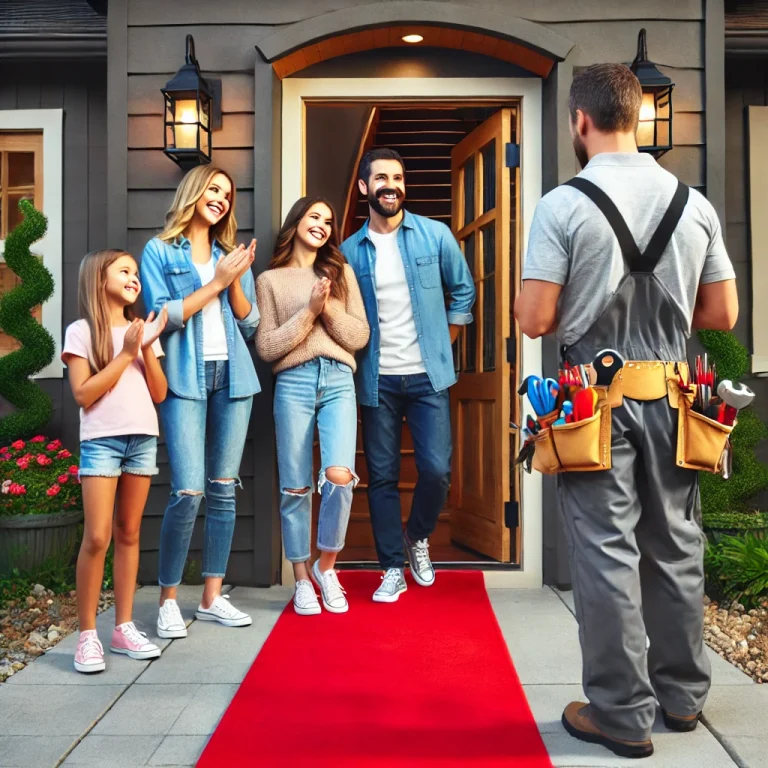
[193,258,228,361]
[369,226,425,375]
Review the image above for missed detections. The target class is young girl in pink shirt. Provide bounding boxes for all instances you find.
[62,249,168,673]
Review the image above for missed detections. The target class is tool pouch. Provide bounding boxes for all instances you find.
[675,395,734,474]
[531,397,612,474]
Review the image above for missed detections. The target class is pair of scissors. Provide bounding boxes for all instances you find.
[522,376,560,416]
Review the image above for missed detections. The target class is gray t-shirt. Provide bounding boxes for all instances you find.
[522,153,735,347]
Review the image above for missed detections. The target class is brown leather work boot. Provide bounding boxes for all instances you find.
[561,702,654,759]
[661,709,701,732]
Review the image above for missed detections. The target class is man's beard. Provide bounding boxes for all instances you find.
[368,187,404,218]
[572,134,589,170]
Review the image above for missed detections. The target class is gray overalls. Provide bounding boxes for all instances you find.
[558,177,710,743]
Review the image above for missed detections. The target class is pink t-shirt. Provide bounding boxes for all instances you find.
[62,320,163,442]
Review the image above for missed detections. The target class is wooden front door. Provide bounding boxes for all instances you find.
[448,108,519,563]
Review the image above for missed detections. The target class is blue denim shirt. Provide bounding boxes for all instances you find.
[140,236,261,400]
[340,211,475,407]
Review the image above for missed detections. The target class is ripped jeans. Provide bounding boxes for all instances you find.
[157,361,253,586]
[274,358,358,562]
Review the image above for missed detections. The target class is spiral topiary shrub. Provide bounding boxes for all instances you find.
[697,330,768,525]
[0,200,55,443]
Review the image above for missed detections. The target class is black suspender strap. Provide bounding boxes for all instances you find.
[565,178,641,266]
[634,180,689,273]
[564,177,689,274]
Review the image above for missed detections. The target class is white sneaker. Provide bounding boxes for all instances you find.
[404,533,435,587]
[373,568,408,603]
[195,594,252,627]
[157,599,188,639]
[311,560,349,613]
[293,579,321,616]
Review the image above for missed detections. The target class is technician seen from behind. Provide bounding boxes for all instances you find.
[341,148,475,603]
[515,64,738,759]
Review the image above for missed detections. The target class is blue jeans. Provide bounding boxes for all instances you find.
[274,358,358,562]
[361,373,452,569]
[157,361,253,586]
[79,435,158,477]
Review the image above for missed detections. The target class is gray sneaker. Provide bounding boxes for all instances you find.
[404,533,435,587]
[372,568,407,603]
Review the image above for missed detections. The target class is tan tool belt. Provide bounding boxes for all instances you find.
[530,360,694,475]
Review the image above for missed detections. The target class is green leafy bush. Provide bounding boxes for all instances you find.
[697,330,768,522]
[704,533,768,609]
[0,200,55,443]
[0,435,81,517]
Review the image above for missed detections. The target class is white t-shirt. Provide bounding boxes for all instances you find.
[369,226,425,375]
[193,259,228,361]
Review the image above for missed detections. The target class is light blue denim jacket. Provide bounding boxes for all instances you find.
[340,211,475,407]
[140,236,261,400]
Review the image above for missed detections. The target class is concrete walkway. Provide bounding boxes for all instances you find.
[0,581,765,767]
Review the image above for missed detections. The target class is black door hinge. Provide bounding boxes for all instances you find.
[505,500,519,529]
[506,336,516,364]
[505,143,521,168]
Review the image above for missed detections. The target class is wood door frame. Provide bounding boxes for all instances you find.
[281,77,544,588]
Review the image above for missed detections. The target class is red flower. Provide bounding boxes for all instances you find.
[36,455,52,466]
[16,458,29,470]
[46,440,62,451]
[30,436,46,443]
[11,440,25,450]
[58,474,69,484]
[69,465,79,475]
[9,483,26,495]
[46,484,61,497]
[57,450,72,460]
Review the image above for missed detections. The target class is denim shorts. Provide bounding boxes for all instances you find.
[79,435,159,478]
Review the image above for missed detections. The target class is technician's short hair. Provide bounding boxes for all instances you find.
[569,63,643,133]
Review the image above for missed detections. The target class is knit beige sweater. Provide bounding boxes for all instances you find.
[255,264,370,374]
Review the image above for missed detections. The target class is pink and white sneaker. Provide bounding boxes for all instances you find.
[74,629,105,674]
[110,622,161,660]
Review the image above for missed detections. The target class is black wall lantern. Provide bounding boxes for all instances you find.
[161,35,222,171]
[630,28,674,158]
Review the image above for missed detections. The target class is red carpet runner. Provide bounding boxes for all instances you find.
[197,571,553,767]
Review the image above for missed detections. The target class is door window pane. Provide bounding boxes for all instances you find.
[481,222,495,278]
[482,140,496,214]
[463,231,476,279]
[8,152,34,188]
[7,192,34,233]
[483,277,495,372]
[463,157,475,227]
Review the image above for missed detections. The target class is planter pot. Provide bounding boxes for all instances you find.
[705,525,768,545]
[0,509,83,575]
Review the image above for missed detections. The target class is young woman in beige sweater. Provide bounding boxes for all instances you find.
[256,196,369,615]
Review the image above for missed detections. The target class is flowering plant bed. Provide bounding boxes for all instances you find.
[0,436,80,517]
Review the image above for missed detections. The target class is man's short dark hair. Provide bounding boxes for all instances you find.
[358,147,405,183]
[568,64,643,133]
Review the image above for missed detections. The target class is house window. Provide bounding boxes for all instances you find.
[747,107,768,375]
[0,110,63,378]
[0,132,43,356]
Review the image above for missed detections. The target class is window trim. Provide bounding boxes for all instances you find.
[0,109,63,379]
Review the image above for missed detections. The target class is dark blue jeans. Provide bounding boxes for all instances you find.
[361,374,452,569]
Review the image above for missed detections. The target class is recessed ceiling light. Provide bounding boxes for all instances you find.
[402,34,424,44]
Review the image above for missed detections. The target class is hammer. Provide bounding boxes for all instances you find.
[717,380,755,426]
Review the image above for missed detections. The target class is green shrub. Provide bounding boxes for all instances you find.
[0,436,81,517]
[704,533,768,609]
[697,331,768,521]
[702,510,768,532]
[0,200,55,443]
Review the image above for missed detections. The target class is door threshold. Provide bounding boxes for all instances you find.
[336,561,522,571]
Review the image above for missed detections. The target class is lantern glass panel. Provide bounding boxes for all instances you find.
[200,125,210,155]
[636,92,656,149]
[199,97,210,130]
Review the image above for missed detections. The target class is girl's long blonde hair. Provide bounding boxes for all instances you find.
[158,165,237,252]
[78,249,137,372]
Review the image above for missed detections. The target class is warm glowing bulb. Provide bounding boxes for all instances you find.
[174,100,199,149]
[636,93,656,147]
[402,34,424,43]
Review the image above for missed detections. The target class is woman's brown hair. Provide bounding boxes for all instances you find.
[158,165,238,253]
[77,249,137,372]
[269,196,348,300]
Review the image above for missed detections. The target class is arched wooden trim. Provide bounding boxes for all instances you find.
[256,1,574,79]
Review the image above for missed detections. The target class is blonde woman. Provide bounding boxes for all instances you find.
[62,249,168,673]
[140,165,260,638]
